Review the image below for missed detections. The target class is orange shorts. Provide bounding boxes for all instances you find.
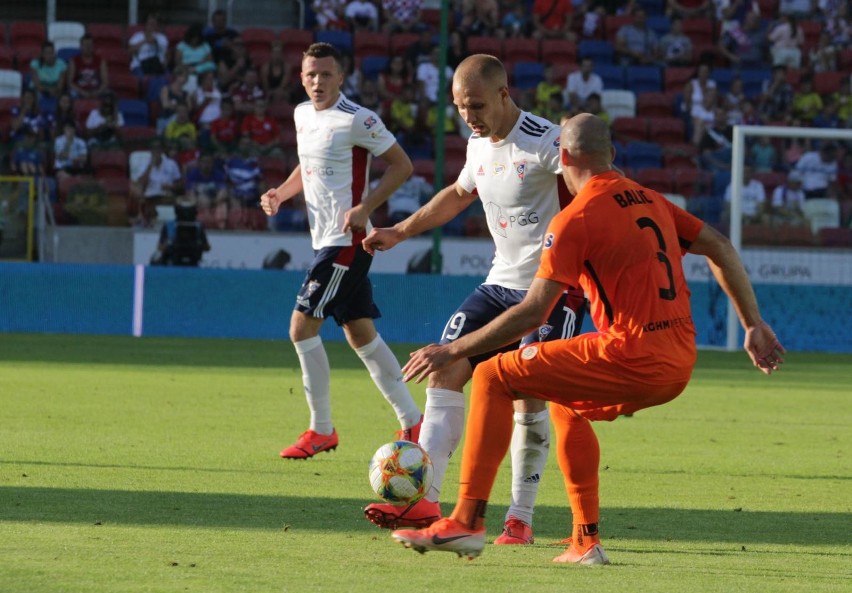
[492,332,693,421]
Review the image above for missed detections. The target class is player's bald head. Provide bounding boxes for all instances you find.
[560,114,612,163]
[453,54,507,92]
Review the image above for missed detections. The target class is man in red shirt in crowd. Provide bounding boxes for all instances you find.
[68,34,109,99]
[240,97,281,155]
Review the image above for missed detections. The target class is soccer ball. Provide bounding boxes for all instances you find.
[368,440,434,504]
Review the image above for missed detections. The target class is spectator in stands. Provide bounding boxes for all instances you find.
[759,65,794,122]
[185,151,229,212]
[833,77,851,126]
[565,58,603,111]
[129,13,169,76]
[313,0,349,30]
[85,91,124,148]
[723,77,747,123]
[225,135,264,214]
[419,94,458,136]
[660,16,694,66]
[460,0,500,37]
[359,78,384,118]
[216,36,252,92]
[341,54,363,102]
[388,84,418,136]
[152,197,211,267]
[30,41,67,99]
[53,121,89,180]
[204,8,240,64]
[240,98,282,156]
[502,3,532,38]
[404,28,436,71]
[794,142,839,199]
[749,136,779,172]
[211,97,240,154]
[531,0,575,40]
[260,41,294,104]
[446,30,467,69]
[378,55,412,106]
[584,92,610,126]
[768,171,807,226]
[173,133,201,172]
[535,65,564,115]
[381,0,424,34]
[157,67,191,134]
[738,99,762,126]
[67,34,108,99]
[791,76,823,124]
[175,23,217,85]
[782,117,808,167]
[768,14,804,68]
[813,97,843,128]
[723,166,767,224]
[718,11,765,67]
[416,46,453,104]
[836,153,852,211]
[130,137,183,226]
[682,63,716,120]
[10,88,53,144]
[690,86,719,145]
[615,8,660,66]
[52,93,76,137]
[808,32,838,72]
[380,173,432,224]
[698,106,733,172]
[824,1,851,45]
[579,2,606,40]
[165,102,198,145]
[232,68,266,115]
[192,70,223,140]
[346,0,381,31]
[11,129,47,178]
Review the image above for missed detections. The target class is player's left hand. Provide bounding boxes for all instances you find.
[342,205,370,235]
[744,320,785,375]
[402,344,455,383]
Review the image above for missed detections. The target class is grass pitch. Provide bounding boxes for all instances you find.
[0,333,850,593]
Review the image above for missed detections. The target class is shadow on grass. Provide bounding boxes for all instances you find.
[2,487,850,549]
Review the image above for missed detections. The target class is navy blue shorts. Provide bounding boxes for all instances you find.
[294,244,380,326]
[439,283,587,367]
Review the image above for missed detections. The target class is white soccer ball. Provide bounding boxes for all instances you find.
[368,440,434,504]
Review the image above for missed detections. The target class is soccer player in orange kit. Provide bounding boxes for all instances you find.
[390,113,785,564]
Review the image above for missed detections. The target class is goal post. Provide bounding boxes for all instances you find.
[727,125,852,351]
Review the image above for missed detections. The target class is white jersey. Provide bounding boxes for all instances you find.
[457,111,565,290]
[294,94,396,249]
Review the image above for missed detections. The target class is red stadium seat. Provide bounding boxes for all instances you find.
[664,67,695,92]
[818,227,852,248]
[646,117,686,144]
[101,47,132,77]
[442,134,467,161]
[682,18,715,46]
[0,47,14,70]
[636,92,675,117]
[354,31,390,58]
[267,102,295,125]
[280,28,314,59]
[663,143,699,170]
[604,15,633,43]
[0,97,17,141]
[109,71,140,99]
[73,98,101,131]
[799,20,821,52]
[636,168,674,193]
[87,23,126,53]
[259,155,290,181]
[503,38,539,62]
[164,25,188,48]
[119,125,157,149]
[672,168,710,198]
[752,171,787,194]
[813,71,844,95]
[91,150,129,178]
[15,45,42,75]
[612,117,647,143]
[242,27,276,56]
[540,39,577,64]
[467,36,502,59]
[389,33,418,55]
[412,159,436,184]
[773,225,814,247]
[421,8,441,29]
[10,21,46,47]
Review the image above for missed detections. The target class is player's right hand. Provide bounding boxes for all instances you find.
[362,227,404,256]
[260,188,280,216]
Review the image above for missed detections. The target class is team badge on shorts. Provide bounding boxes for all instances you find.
[521,345,539,360]
[305,279,322,297]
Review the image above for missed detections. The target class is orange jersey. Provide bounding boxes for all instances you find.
[536,171,704,381]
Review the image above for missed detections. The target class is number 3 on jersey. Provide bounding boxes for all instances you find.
[636,217,676,301]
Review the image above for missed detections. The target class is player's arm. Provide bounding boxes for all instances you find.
[363,182,478,254]
[260,164,302,216]
[343,142,412,234]
[688,224,785,374]
[402,277,565,383]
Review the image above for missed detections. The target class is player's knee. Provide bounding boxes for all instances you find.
[471,357,502,390]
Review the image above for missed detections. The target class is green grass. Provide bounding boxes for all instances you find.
[1,333,850,593]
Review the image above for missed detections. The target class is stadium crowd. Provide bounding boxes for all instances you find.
[0,0,850,244]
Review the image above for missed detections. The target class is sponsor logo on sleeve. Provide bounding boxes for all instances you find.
[544,233,554,248]
[364,115,377,129]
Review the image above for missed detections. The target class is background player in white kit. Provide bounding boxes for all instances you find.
[260,43,423,459]
[362,54,586,544]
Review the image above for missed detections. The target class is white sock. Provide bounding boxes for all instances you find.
[353,335,421,429]
[506,409,550,526]
[419,388,466,503]
[293,336,333,435]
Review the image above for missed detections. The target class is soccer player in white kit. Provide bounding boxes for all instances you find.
[260,43,423,459]
[362,54,586,544]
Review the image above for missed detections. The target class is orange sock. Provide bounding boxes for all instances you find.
[551,405,600,526]
[454,356,515,522]
[573,523,601,551]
